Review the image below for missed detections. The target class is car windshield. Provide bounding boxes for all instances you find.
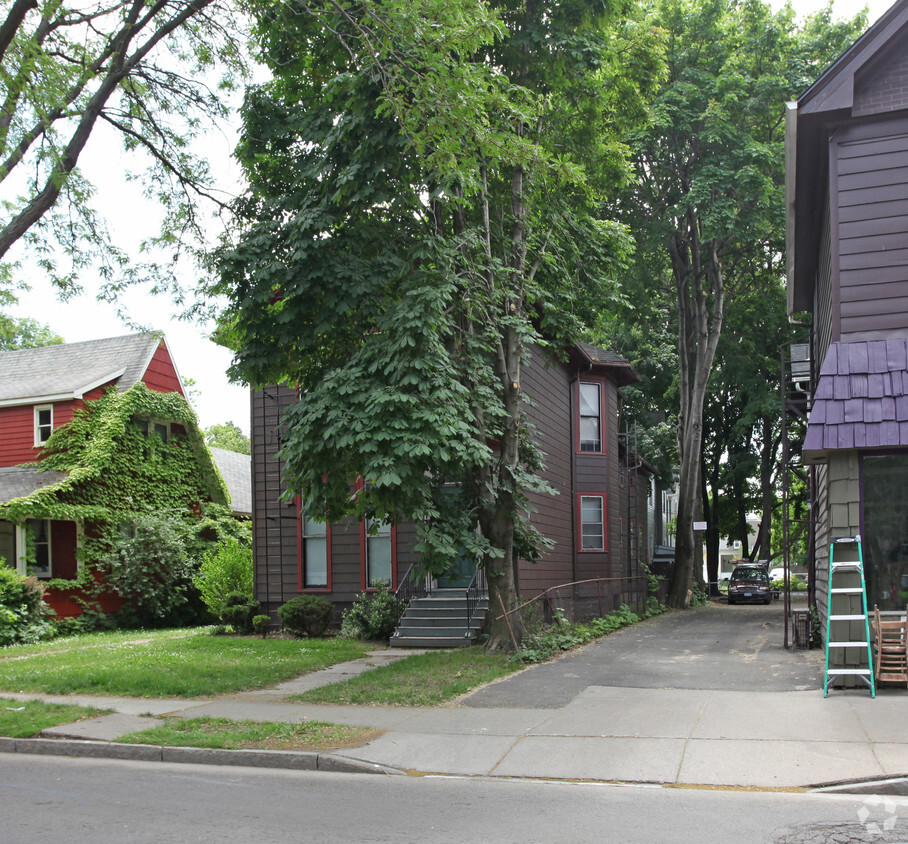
[731,568,768,584]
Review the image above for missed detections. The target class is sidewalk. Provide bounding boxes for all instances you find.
[3,647,908,792]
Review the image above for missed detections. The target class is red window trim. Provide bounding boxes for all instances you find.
[576,492,607,553]
[297,496,332,593]
[575,378,607,455]
[360,519,398,591]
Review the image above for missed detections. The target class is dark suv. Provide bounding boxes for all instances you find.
[727,565,771,605]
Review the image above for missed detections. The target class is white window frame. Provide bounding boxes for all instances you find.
[301,512,329,589]
[27,518,52,577]
[365,516,393,588]
[580,495,605,552]
[34,404,53,446]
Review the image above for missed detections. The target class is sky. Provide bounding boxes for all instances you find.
[4,0,896,436]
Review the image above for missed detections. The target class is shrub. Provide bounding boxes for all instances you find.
[194,536,253,618]
[221,592,260,634]
[252,614,271,638]
[0,565,56,646]
[279,595,334,638]
[101,513,195,628]
[339,583,405,641]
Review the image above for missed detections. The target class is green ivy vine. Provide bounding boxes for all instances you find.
[0,383,231,578]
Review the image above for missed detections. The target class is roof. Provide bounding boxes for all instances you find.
[787,0,908,312]
[210,447,251,517]
[0,467,68,505]
[803,338,908,463]
[573,342,641,387]
[0,334,165,407]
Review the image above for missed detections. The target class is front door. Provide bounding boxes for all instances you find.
[435,552,476,589]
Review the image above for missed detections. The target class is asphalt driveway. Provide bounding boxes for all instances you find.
[462,601,824,709]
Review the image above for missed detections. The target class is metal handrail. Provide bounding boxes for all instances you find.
[395,561,428,608]
[465,566,488,631]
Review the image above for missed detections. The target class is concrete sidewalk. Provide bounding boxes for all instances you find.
[3,650,908,791]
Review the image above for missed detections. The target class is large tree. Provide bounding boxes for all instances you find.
[212,0,659,649]
[0,0,246,300]
[622,0,864,607]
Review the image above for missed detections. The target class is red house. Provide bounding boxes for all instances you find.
[252,342,669,645]
[0,334,229,617]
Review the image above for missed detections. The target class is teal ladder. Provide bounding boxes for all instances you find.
[824,535,875,698]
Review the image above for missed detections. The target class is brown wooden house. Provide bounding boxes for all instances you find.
[252,342,659,644]
[787,0,908,630]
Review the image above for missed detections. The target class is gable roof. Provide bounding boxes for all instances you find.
[787,0,908,312]
[210,447,251,518]
[803,338,908,463]
[0,334,167,407]
[573,342,640,387]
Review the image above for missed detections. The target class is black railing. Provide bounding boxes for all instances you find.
[395,562,428,608]
[465,566,488,632]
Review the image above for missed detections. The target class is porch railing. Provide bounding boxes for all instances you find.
[395,562,428,608]
[465,566,488,630]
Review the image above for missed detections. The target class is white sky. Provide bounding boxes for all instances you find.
[4,0,896,436]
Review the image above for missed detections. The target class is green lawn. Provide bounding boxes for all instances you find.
[0,629,370,698]
[291,646,521,706]
[118,716,383,751]
[0,697,110,737]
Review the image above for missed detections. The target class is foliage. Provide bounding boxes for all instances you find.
[100,512,197,628]
[0,315,63,350]
[205,422,250,455]
[339,584,405,641]
[195,535,253,618]
[118,715,381,751]
[53,608,117,638]
[0,697,109,738]
[293,646,519,707]
[220,592,261,635]
[0,627,369,697]
[211,0,661,650]
[513,604,657,664]
[0,0,248,302]
[252,614,270,638]
[278,595,334,638]
[0,564,56,646]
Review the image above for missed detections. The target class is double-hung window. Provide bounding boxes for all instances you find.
[27,519,51,577]
[580,495,605,552]
[300,511,328,589]
[365,516,392,588]
[578,383,602,452]
[34,405,53,446]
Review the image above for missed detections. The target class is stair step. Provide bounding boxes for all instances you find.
[397,617,483,629]
[390,635,476,648]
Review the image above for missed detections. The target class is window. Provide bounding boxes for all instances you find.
[134,417,170,443]
[365,516,392,588]
[27,519,51,577]
[300,511,329,589]
[862,454,908,611]
[580,495,605,552]
[0,521,15,571]
[34,405,53,446]
[578,383,602,452]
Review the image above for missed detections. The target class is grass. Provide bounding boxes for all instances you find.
[0,629,370,698]
[291,646,521,706]
[0,697,111,738]
[117,716,383,752]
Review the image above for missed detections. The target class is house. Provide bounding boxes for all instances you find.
[0,334,230,617]
[786,0,908,632]
[252,341,662,642]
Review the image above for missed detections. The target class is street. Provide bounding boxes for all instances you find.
[3,755,908,844]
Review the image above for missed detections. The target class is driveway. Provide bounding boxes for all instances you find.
[462,601,824,709]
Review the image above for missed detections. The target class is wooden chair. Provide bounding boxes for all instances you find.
[872,605,908,689]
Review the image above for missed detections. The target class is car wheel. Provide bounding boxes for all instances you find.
[728,598,735,605]
[764,598,771,605]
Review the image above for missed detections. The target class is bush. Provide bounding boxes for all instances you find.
[0,565,56,646]
[279,595,334,638]
[101,513,195,628]
[339,583,405,641]
[221,592,260,634]
[194,536,253,618]
[252,614,271,638]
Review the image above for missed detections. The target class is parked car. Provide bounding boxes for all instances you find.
[727,564,771,605]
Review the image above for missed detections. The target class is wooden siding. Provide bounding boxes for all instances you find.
[0,399,86,466]
[833,120,908,341]
[141,342,184,394]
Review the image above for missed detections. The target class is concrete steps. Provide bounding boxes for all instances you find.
[390,592,488,648]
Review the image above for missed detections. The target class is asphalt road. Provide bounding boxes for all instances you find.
[463,601,824,708]
[4,755,908,844]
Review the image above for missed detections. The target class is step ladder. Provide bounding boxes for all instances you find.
[824,536,875,698]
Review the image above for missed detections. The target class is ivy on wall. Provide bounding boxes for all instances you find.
[0,383,231,583]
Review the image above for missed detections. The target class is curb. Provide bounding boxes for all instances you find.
[0,736,403,776]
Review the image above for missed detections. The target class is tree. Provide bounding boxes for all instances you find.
[205,421,250,455]
[621,0,864,607]
[0,312,63,349]
[211,0,659,649]
[0,0,246,301]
